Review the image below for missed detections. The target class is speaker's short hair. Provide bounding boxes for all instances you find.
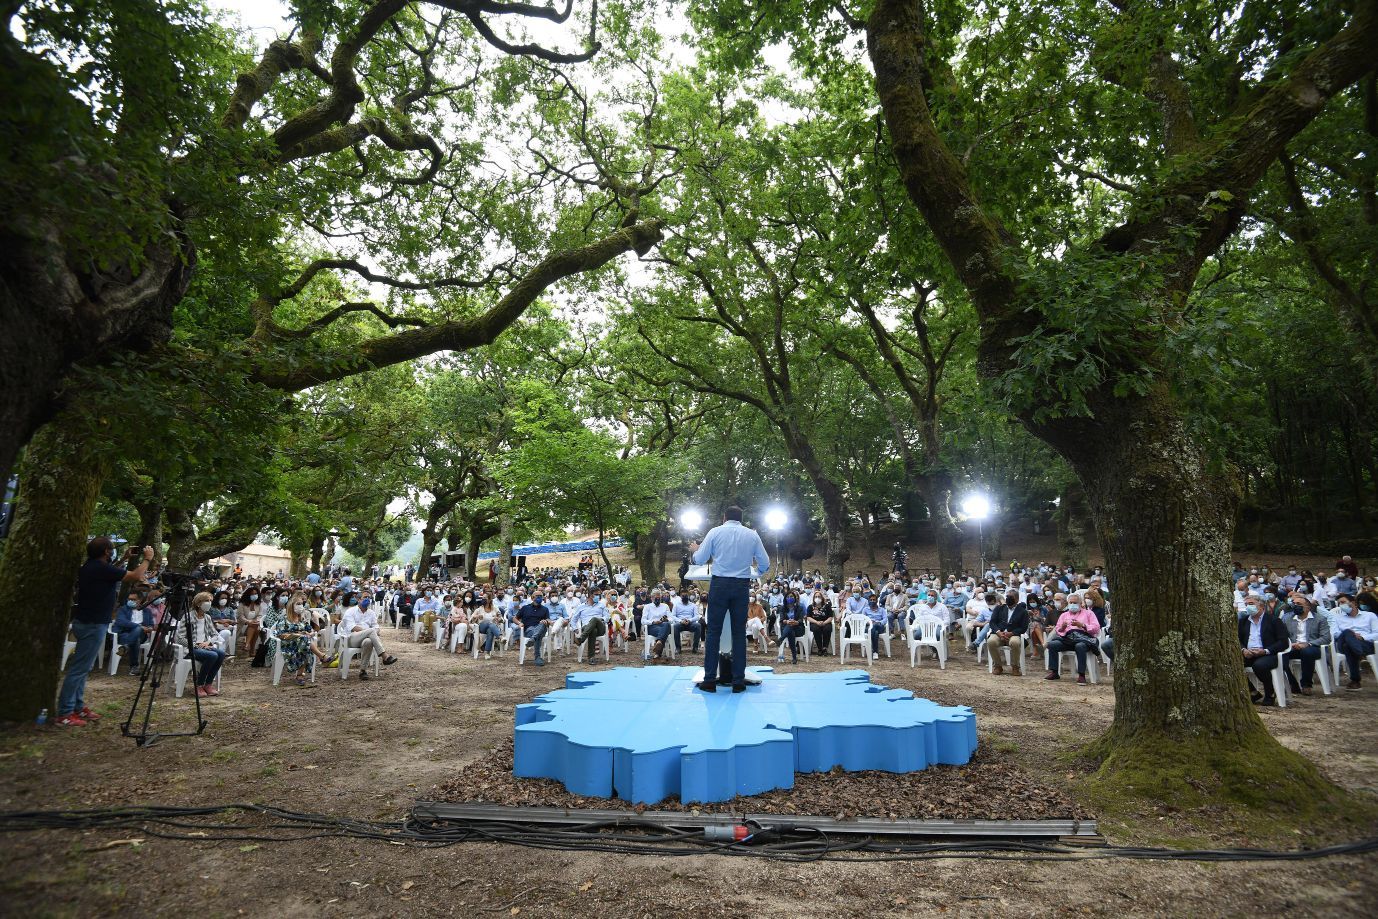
[725,506,744,522]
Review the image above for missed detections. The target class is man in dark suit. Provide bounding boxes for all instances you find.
[1238,599,1290,706]
[986,590,1029,675]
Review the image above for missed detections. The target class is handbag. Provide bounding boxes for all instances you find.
[1063,628,1097,645]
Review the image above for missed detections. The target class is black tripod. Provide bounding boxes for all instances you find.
[120,572,208,746]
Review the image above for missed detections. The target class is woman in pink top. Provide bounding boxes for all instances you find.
[1044,595,1102,683]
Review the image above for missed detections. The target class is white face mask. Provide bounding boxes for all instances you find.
[217,598,227,607]
[199,601,212,612]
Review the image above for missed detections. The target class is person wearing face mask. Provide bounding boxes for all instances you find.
[806,591,834,655]
[1044,595,1101,684]
[1281,597,1329,695]
[414,588,440,643]
[777,592,805,664]
[1237,597,1287,704]
[185,591,228,697]
[672,591,702,654]
[340,594,396,678]
[745,591,773,654]
[1280,566,1302,592]
[986,591,1029,676]
[569,591,607,660]
[235,586,265,656]
[643,591,674,658]
[1329,568,1357,599]
[113,586,155,675]
[57,539,154,726]
[1332,594,1378,691]
[209,588,236,643]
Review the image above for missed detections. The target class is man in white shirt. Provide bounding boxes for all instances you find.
[672,590,702,654]
[569,592,606,659]
[340,596,396,679]
[1332,595,1378,690]
[643,590,673,658]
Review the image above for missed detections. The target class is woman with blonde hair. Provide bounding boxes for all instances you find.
[186,591,227,696]
[278,594,314,686]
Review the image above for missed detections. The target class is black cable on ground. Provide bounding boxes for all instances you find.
[0,804,1375,864]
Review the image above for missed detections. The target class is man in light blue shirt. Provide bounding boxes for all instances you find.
[569,592,607,660]
[689,506,770,692]
[671,590,702,654]
[1332,594,1378,689]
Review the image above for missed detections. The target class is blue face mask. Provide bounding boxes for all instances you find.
[126,599,136,608]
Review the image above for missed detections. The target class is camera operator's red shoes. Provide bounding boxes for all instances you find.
[77,707,101,721]
[55,714,88,727]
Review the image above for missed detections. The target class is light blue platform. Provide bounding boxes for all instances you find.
[513,666,977,805]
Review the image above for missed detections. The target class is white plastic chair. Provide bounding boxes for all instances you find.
[1282,644,1333,696]
[1331,638,1378,687]
[838,613,873,666]
[267,627,320,686]
[107,628,154,676]
[447,621,470,654]
[642,623,677,660]
[985,640,1027,675]
[1054,649,1100,684]
[473,619,508,659]
[673,621,700,656]
[907,614,947,669]
[338,631,382,680]
[517,627,539,665]
[172,641,223,697]
[62,638,76,671]
[577,629,611,663]
[1244,648,1289,707]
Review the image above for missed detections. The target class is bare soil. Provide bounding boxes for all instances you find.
[2,616,1376,918]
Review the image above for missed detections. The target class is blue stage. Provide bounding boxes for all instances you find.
[513,666,978,805]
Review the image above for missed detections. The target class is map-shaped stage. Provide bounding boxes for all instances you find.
[513,666,978,805]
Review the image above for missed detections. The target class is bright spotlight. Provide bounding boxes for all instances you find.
[764,507,788,532]
[961,494,992,520]
[679,509,704,532]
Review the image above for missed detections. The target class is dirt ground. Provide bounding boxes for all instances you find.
[2,615,1377,917]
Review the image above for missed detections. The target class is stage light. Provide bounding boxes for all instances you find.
[961,494,991,520]
[679,509,704,532]
[764,507,788,532]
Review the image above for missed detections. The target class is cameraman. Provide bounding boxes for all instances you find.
[57,538,152,727]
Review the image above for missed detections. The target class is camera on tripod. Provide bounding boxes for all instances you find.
[120,567,210,746]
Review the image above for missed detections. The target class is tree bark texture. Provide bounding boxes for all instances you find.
[635,516,669,586]
[0,221,192,491]
[496,511,513,586]
[0,419,109,721]
[134,498,164,569]
[864,0,1377,802]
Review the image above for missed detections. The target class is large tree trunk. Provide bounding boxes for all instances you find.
[1056,482,1091,569]
[289,551,309,578]
[0,205,193,492]
[915,470,964,576]
[134,497,164,569]
[1055,397,1320,801]
[496,511,513,586]
[165,507,198,570]
[596,525,614,581]
[309,534,325,574]
[464,525,482,581]
[0,418,109,721]
[164,507,257,570]
[635,516,669,586]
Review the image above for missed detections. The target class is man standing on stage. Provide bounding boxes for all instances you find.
[689,506,771,693]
